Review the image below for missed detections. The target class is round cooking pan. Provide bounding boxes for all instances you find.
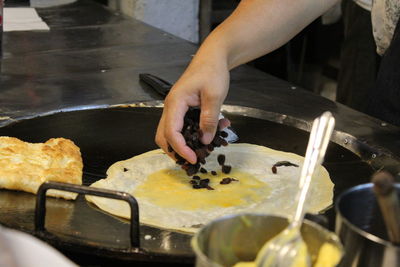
[0,101,385,263]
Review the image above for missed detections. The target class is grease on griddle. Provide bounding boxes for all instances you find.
[271,160,299,174]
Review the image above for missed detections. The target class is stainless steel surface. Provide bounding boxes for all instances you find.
[191,213,343,267]
[257,112,335,267]
[336,183,400,267]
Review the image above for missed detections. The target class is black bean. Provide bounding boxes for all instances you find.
[217,154,226,166]
[220,131,228,138]
[190,180,198,185]
[222,165,232,174]
[193,175,201,180]
[184,117,194,125]
[192,131,199,141]
[212,136,224,147]
[211,171,217,176]
[221,139,228,146]
[176,159,186,165]
[175,153,186,165]
[186,140,194,148]
[220,178,231,184]
[195,148,207,160]
[200,168,208,174]
[207,144,214,151]
[199,179,210,188]
[183,129,191,140]
[220,177,238,184]
[186,165,199,176]
[193,184,202,189]
[273,161,299,168]
[272,166,277,174]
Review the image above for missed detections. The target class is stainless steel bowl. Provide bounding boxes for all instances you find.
[192,213,343,267]
[335,183,400,267]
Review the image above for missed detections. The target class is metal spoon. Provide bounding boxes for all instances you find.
[372,170,400,245]
[255,111,335,267]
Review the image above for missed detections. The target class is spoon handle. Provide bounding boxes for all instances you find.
[292,112,335,227]
[372,171,400,244]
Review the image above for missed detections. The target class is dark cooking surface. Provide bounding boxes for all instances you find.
[0,106,380,262]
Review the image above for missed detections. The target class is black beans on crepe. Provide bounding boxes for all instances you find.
[167,107,238,188]
[271,160,299,174]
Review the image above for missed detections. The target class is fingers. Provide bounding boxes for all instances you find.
[218,118,231,130]
[156,95,197,164]
[199,91,224,144]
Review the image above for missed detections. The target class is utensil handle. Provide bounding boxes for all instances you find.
[139,73,172,97]
[293,112,335,226]
[372,171,400,244]
[35,181,140,248]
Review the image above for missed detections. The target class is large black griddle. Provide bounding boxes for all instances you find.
[0,103,386,263]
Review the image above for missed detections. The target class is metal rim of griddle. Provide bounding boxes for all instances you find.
[0,100,398,263]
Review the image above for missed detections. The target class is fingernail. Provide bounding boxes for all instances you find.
[201,132,214,145]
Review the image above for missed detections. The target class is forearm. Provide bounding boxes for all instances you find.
[192,0,340,70]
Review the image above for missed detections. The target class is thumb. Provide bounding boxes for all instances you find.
[200,93,222,145]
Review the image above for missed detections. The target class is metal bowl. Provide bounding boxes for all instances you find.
[192,213,343,267]
[335,183,400,267]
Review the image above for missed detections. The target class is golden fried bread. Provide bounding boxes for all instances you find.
[0,137,83,199]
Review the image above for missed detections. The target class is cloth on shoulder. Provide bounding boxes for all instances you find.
[353,0,400,55]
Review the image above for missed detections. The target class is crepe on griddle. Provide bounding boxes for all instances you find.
[0,137,83,200]
[87,143,334,233]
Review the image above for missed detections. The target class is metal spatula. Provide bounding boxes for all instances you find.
[255,111,335,267]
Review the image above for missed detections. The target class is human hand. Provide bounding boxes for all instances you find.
[155,61,230,164]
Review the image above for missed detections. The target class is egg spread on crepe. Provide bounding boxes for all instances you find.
[87,143,334,233]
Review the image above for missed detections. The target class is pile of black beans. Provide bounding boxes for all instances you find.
[167,108,235,189]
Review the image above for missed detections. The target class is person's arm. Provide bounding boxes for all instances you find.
[156,0,339,164]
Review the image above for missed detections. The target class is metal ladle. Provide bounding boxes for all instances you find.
[255,111,335,267]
